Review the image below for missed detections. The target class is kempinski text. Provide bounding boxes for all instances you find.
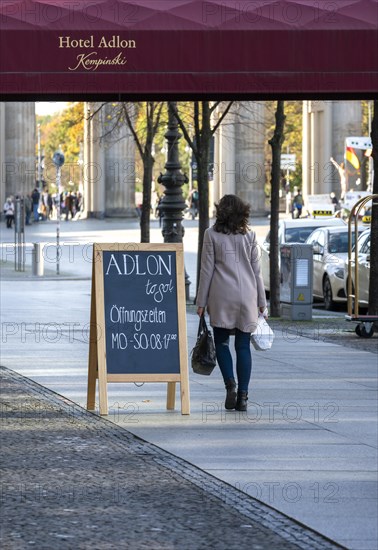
[59,35,136,49]
[68,52,127,71]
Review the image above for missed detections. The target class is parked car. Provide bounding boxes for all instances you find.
[305,226,364,310]
[261,218,346,291]
[345,229,371,308]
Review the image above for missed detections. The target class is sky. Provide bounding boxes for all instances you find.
[35,102,68,116]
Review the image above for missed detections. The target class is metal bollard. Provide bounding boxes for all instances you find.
[32,242,44,276]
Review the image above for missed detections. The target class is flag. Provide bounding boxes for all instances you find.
[345,146,360,169]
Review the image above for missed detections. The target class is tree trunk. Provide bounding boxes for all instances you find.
[140,153,154,243]
[196,151,210,295]
[268,101,286,317]
[140,109,155,243]
[368,100,378,317]
[195,102,212,297]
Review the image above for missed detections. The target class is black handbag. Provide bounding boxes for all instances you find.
[191,315,216,375]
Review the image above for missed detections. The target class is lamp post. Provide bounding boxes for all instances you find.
[37,123,42,191]
[158,102,191,299]
[53,151,65,275]
[78,141,84,216]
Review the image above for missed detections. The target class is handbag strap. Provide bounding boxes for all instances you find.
[198,314,208,337]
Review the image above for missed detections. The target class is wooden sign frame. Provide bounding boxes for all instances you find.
[87,243,190,415]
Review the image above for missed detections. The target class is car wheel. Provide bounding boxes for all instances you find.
[323,276,335,311]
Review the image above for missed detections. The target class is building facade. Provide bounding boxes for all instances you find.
[0,102,36,208]
[83,102,136,218]
[302,100,363,199]
[0,100,363,218]
[0,101,136,218]
[212,102,266,216]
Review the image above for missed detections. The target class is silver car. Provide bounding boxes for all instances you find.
[346,229,371,307]
[305,226,363,310]
[261,218,346,291]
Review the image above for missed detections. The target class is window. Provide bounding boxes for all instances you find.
[307,230,320,245]
[360,234,370,255]
[317,231,326,248]
[285,226,319,243]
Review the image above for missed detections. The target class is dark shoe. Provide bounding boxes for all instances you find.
[225,379,237,410]
[235,391,248,411]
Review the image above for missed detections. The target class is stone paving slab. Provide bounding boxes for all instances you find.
[0,366,344,550]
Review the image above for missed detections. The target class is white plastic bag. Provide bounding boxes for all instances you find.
[251,314,274,351]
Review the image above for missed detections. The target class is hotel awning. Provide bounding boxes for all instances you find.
[0,0,377,98]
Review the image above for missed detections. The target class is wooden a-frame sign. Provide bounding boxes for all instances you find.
[87,243,190,415]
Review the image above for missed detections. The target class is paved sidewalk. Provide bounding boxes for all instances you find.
[1,217,377,549]
[1,367,342,550]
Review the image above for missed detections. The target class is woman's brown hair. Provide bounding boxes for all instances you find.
[213,194,250,234]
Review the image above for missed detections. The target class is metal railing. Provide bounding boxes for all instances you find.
[347,193,378,319]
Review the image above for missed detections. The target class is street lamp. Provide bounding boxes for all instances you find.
[77,141,84,216]
[158,102,191,299]
[158,102,188,243]
[37,123,42,191]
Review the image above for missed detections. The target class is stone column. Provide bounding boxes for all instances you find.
[302,100,333,197]
[302,101,311,198]
[88,102,106,218]
[104,104,136,217]
[332,100,362,191]
[217,107,236,197]
[4,102,35,198]
[83,102,91,218]
[210,105,232,217]
[234,102,266,215]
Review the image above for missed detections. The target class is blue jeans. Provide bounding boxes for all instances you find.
[213,327,252,392]
[33,203,39,221]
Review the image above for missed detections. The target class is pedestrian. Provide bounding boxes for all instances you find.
[292,189,304,218]
[65,192,75,221]
[47,193,53,218]
[330,192,340,211]
[196,194,267,412]
[24,194,32,225]
[60,192,65,219]
[3,197,15,228]
[73,193,80,217]
[189,189,199,219]
[31,187,40,222]
[76,192,84,218]
[42,191,49,219]
[40,196,47,220]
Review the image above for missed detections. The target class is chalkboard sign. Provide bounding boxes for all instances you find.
[87,243,190,416]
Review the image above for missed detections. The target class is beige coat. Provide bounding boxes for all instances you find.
[196,227,267,333]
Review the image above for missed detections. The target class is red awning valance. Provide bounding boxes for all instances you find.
[0,0,377,98]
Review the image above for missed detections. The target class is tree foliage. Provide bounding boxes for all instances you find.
[103,102,165,242]
[265,101,302,193]
[37,103,84,190]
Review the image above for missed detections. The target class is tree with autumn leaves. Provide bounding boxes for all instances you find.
[37,102,84,192]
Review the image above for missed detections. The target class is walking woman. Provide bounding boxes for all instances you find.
[3,197,15,229]
[196,195,267,411]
